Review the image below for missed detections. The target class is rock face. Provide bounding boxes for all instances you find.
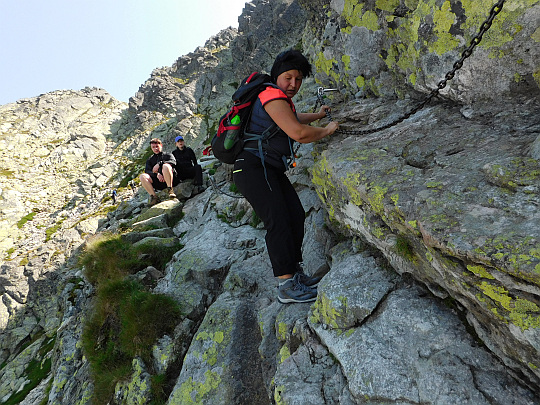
[312,95,540,392]
[1,0,540,404]
[301,0,540,104]
[0,88,127,258]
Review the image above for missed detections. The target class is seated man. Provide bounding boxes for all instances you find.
[172,135,203,191]
[140,138,177,206]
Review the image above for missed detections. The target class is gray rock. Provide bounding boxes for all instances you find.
[314,285,537,404]
[312,97,540,389]
[531,135,540,160]
[311,250,398,330]
[273,324,355,405]
[122,228,175,244]
[167,293,268,405]
[131,214,170,233]
[132,236,180,251]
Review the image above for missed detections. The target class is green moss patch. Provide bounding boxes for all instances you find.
[118,147,154,188]
[17,211,37,229]
[45,218,65,242]
[2,336,56,405]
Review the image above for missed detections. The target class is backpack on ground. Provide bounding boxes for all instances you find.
[211,72,273,164]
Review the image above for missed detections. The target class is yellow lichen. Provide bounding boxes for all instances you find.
[279,345,291,364]
[274,385,286,405]
[355,75,366,89]
[277,321,288,341]
[311,156,339,218]
[342,1,380,32]
[376,0,400,13]
[311,293,347,329]
[342,54,351,71]
[478,282,540,331]
[367,184,388,216]
[467,264,495,280]
[314,53,340,82]
[343,173,365,207]
[174,370,222,404]
[430,0,460,55]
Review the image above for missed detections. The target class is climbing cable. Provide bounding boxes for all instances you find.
[209,174,244,199]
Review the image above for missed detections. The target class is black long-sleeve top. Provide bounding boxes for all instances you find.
[145,152,176,175]
[172,147,198,169]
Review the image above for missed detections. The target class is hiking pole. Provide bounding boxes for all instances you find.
[316,87,338,121]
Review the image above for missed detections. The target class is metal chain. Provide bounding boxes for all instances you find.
[326,0,505,136]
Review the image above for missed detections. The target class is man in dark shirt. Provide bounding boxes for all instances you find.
[171,135,203,189]
[140,138,177,206]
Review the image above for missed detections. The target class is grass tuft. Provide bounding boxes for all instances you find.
[81,234,143,285]
[80,232,182,404]
[229,183,239,193]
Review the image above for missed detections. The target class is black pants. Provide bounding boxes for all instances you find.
[233,151,304,277]
[175,164,203,186]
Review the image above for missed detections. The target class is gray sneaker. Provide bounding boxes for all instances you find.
[295,263,322,288]
[278,273,317,304]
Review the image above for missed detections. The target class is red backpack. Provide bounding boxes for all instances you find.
[210,72,273,164]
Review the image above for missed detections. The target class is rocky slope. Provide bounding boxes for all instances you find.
[0,0,539,404]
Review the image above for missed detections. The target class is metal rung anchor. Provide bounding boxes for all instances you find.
[316,88,339,121]
[317,87,338,98]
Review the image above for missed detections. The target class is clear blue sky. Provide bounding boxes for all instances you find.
[0,0,248,105]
